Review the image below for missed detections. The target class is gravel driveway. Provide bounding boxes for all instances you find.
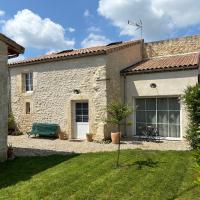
[8,135,190,157]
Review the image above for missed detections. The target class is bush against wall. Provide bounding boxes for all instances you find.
[182,83,200,149]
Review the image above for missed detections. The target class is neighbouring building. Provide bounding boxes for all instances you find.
[9,34,200,140]
[0,33,24,161]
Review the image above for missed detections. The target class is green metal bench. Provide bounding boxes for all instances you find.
[27,123,59,138]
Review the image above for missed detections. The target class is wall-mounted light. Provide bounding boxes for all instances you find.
[73,89,80,94]
[150,83,157,88]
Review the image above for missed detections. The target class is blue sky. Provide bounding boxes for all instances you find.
[0,0,200,60]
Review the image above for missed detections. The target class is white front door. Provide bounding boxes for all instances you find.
[75,102,89,139]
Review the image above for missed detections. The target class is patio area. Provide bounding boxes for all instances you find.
[8,135,190,157]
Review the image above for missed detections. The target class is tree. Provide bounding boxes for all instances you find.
[106,101,132,167]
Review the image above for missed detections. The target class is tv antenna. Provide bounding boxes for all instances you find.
[128,19,143,39]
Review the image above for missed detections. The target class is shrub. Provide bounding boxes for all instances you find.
[8,113,16,132]
[194,126,200,185]
[182,83,200,149]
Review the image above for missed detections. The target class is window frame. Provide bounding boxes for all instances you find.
[25,102,31,114]
[24,72,33,92]
[135,97,181,139]
[75,102,89,123]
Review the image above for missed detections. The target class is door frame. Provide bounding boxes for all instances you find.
[71,100,89,139]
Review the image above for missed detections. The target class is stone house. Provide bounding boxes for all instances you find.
[0,33,24,161]
[9,35,200,140]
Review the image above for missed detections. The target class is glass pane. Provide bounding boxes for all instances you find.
[136,111,146,123]
[136,123,146,136]
[136,99,145,110]
[157,98,168,110]
[158,124,168,137]
[25,84,29,90]
[76,103,82,109]
[82,109,88,115]
[169,111,180,124]
[30,84,33,91]
[169,124,180,137]
[30,72,33,79]
[82,103,88,109]
[76,116,82,122]
[146,98,156,110]
[157,111,168,123]
[169,98,180,110]
[83,116,88,122]
[146,111,156,123]
[76,109,82,115]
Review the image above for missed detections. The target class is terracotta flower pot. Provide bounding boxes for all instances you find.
[111,132,121,144]
[59,132,67,140]
[86,134,93,142]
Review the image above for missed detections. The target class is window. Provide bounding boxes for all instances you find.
[136,97,180,138]
[75,103,88,122]
[26,102,31,114]
[25,72,33,92]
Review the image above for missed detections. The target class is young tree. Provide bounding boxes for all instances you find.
[106,101,132,167]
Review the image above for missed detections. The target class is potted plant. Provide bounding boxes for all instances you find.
[7,144,14,159]
[59,132,68,140]
[86,133,93,142]
[106,101,132,167]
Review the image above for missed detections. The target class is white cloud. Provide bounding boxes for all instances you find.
[84,9,91,17]
[0,10,5,17]
[98,0,200,41]
[8,55,25,64]
[81,33,111,48]
[87,26,101,32]
[2,9,75,51]
[68,27,75,33]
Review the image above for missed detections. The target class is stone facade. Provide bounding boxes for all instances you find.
[10,42,143,139]
[10,55,107,138]
[9,34,200,140]
[0,40,8,161]
[143,34,200,58]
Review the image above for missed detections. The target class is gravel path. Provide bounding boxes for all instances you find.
[8,135,190,157]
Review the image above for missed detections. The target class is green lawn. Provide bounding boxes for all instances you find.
[0,150,199,200]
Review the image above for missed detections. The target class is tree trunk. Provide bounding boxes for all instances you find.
[116,124,121,167]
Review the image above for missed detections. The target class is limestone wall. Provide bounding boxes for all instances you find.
[105,42,142,136]
[0,40,8,162]
[144,34,200,58]
[10,55,108,138]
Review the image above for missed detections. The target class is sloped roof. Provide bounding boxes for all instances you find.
[0,33,24,55]
[121,52,200,75]
[9,40,141,67]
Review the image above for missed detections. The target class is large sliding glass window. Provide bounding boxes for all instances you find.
[136,97,180,138]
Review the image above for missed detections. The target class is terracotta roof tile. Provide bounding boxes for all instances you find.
[9,40,141,67]
[121,52,200,74]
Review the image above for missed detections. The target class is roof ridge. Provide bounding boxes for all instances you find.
[9,39,141,67]
[149,51,200,59]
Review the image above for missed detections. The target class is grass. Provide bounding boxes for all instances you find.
[0,149,199,200]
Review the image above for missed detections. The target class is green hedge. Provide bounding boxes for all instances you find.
[182,83,200,149]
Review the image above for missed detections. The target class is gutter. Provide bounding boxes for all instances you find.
[8,54,19,59]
